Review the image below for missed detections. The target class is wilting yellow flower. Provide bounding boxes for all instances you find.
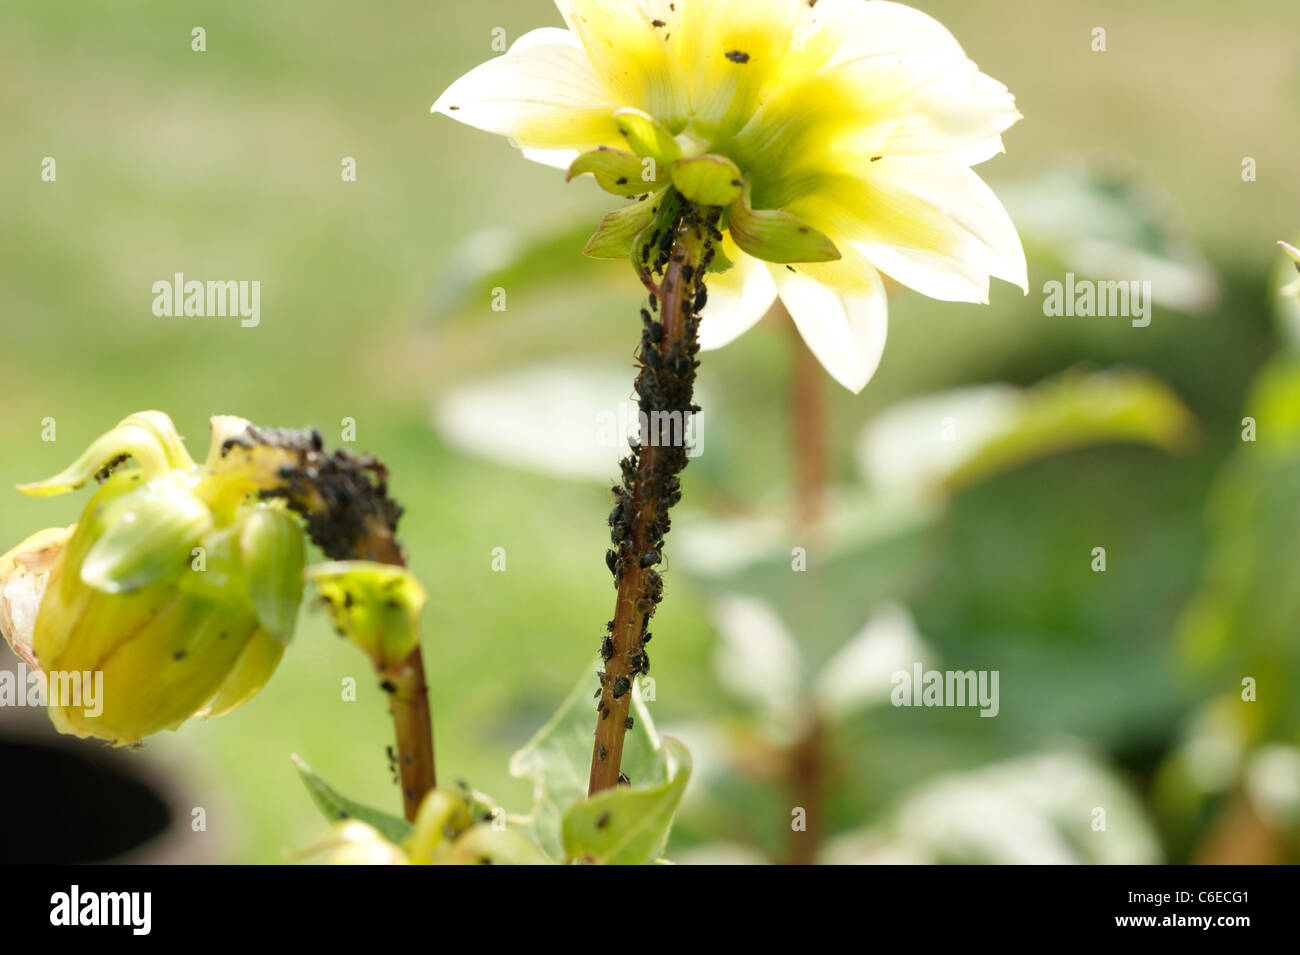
[434,0,1026,391]
[1,412,306,744]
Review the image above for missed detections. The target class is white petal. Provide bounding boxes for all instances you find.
[432,27,615,139]
[955,135,1006,167]
[697,249,779,350]
[869,63,1021,158]
[816,1,1019,158]
[855,240,991,304]
[776,267,888,393]
[815,0,965,68]
[520,146,580,170]
[862,156,1028,298]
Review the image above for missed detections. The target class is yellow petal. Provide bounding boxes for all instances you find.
[568,0,688,127]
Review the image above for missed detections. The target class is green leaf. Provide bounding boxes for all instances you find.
[568,147,664,197]
[508,663,664,861]
[727,187,840,264]
[427,221,601,323]
[671,155,743,208]
[562,737,692,865]
[292,754,414,845]
[674,489,940,673]
[858,369,1199,497]
[583,194,661,261]
[1177,359,1300,735]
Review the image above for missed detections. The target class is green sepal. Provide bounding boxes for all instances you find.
[239,505,306,645]
[671,154,743,208]
[706,240,735,274]
[728,187,841,264]
[79,479,212,594]
[629,188,685,268]
[584,193,662,260]
[613,108,681,167]
[18,411,195,497]
[568,147,664,198]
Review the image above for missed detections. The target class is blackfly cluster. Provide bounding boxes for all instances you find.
[224,424,405,563]
[594,196,722,774]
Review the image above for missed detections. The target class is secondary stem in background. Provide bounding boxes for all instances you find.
[787,312,831,863]
[589,201,715,795]
[788,304,829,528]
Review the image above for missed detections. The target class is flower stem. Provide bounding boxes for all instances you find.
[254,430,438,822]
[387,646,437,821]
[357,535,437,821]
[589,198,716,795]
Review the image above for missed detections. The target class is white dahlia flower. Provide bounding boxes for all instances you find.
[434,0,1027,392]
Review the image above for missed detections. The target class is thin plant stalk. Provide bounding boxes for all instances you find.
[589,198,715,795]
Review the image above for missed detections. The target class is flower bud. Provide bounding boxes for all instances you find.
[304,821,410,865]
[6,412,307,744]
[307,561,426,671]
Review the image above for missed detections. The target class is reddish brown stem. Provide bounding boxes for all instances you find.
[787,716,825,865]
[589,203,712,795]
[387,646,437,821]
[360,529,437,821]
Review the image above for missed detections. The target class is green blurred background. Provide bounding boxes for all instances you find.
[2,0,1299,863]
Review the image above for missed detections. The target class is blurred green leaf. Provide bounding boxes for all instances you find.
[562,737,691,864]
[291,754,414,845]
[999,164,1219,313]
[508,663,664,860]
[859,368,1199,496]
[674,489,939,672]
[428,222,605,323]
[1178,359,1300,737]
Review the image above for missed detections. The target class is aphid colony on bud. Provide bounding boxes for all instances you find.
[593,200,713,733]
